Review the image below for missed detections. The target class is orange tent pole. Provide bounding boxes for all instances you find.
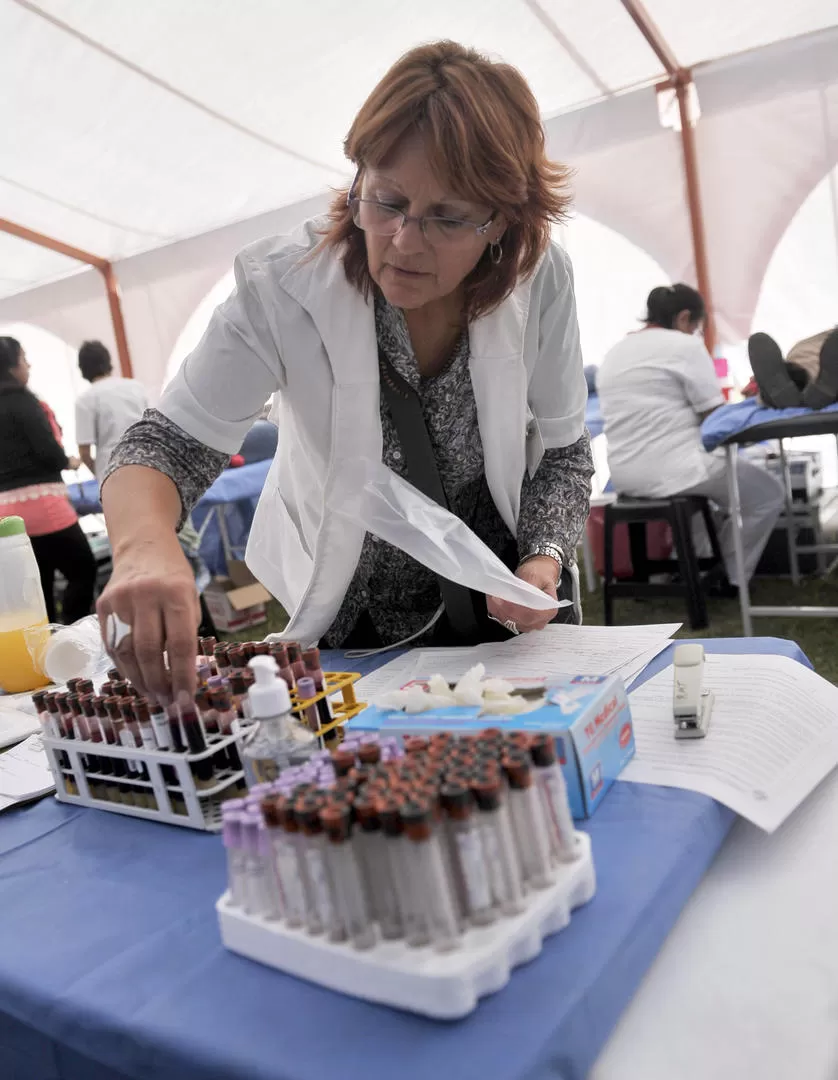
[0,217,134,376]
[619,0,716,352]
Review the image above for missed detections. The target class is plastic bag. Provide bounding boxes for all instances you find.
[329,459,561,613]
[25,615,110,686]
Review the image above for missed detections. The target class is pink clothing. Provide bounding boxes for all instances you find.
[0,482,78,537]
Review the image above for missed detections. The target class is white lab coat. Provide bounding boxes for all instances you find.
[160,218,586,644]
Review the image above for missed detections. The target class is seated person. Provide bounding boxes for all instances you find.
[75,341,148,478]
[597,284,784,587]
[748,328,838,409]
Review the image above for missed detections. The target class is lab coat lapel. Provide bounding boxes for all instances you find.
[469,283,531,534]
[279,247,382,641]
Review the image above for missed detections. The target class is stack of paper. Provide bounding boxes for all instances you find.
[354,623,681,699]
[621,654,838,832]
[0,733,55,812]
[0,701,41,749]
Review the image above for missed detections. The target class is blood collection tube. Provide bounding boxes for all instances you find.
[295,676,320,734]
[79,693,106,779]
[320,804,377,950]
[357,742,381,766]
[268,643,295,691]
[302,647,334,732]
[221,810,248,907]
[107,698,138,803]
[274,797,308,928]
[471,777,526,915]
[239,811,280,919]
[502,755,554,889]
[353,796,403,939]
[258,798,296,924]
[200,636,217,657]
[377,795,426,946]
[228,671,250,721]
[55,693,74,740]
[253,642,270,657]
[94,696,123,797]
[295,795,344,940]
[440,783,497,926]
[179,702,215,789]
[107,667,121,681]
[529,735,577,862]
[166,702,187,753]
[286,643,306,686]
[39,692,61,740]
[133,700,158,754]
[121,699,153,804]
[31,690,51,737]
[240,643,257,664]
[211,687,242,771]
[331,748,355,778]
[400,799,461,952]
[213,643,232,677]
[195,687,218,736]
[227,645,246,670]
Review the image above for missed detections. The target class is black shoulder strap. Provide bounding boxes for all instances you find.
[378,350,478,639]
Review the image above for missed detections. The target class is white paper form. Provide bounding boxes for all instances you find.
[410,624,681,684]
[621,654,838,832]
[0,733,55,811]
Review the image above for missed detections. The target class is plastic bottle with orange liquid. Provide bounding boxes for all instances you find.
[0,516,50,694]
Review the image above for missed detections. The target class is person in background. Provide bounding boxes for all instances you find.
[597,284,784,588]
[748,327,838,409]
[0,337,97,623]
[75,341,148,478]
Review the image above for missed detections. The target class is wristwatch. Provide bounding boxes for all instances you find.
[518,542,565,579]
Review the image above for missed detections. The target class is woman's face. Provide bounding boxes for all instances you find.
[361,137,505,312]
[12,349,30,386]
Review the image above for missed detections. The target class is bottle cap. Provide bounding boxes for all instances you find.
[0,515,25,538]
[296,676,316,700]
[246,656,291,718]
[529,734,557,768]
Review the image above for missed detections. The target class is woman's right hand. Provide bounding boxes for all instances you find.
[96,532,200,705]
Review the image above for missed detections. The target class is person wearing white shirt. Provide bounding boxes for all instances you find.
[75,341,148,478]
[597,284,784,587]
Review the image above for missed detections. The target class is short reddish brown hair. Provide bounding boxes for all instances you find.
[322,40,572,319]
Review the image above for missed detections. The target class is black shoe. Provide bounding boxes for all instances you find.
[803,330,838,410]
[748,332,803,408]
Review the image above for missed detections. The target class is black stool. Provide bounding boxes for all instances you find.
[603,495,724,629]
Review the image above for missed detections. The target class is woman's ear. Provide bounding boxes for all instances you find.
[674,309,693,334]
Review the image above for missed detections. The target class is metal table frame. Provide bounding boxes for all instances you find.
[722,412,838,634]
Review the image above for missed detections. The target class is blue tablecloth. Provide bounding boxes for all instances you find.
[586,394,604,440]
[0,637,809,1080]
[701,398,838,452]
[67,461,271,577]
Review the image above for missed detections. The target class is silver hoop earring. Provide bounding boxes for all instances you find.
[489,240,503,265]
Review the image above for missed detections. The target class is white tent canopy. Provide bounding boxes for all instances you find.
[2,0,837,390]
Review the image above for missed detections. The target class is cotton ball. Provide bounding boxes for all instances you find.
[453,663,486,707]
[428,674,456,702]
[482,677,515,698]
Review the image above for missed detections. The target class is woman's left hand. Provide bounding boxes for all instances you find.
[487,555,560,634]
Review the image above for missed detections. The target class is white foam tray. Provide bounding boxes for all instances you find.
[217,831,595,1018]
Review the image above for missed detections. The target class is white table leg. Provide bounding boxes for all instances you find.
[726,445,752,636]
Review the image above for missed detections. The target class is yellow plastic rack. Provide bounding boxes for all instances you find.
[288,671,365,743]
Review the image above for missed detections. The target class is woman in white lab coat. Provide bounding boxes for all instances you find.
[97,41,593,703]
[597,284,784,588]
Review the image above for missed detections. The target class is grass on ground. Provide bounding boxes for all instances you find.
[221,565,838,684]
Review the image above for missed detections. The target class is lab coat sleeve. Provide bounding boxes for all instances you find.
[680,337,725,414]
[159,251,286,455]
[527,244,588,449]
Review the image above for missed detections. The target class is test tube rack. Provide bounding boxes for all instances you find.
[42,727,251,831]
[217,831,595,1019]
[290,671,365,742]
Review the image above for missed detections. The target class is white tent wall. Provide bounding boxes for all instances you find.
[2,24,837,394]
[0,193,329,395]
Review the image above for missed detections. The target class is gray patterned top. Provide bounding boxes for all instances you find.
[107,294,593,646]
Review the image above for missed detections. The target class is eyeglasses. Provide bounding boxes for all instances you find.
[347,177,495,248]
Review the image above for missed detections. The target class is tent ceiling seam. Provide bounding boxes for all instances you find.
[0,174,176,242]
[521,0,614,96]
[12,0,339,175]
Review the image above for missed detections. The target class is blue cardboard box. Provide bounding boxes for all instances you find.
[347,673,635,819]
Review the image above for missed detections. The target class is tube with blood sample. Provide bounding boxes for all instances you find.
[213,643,232,677]
[529,735,578,862]
[471,777,526,915]
[302,647,334,732]
[353,796,403,939]
[320,803,377,950]
[400,799,461,952]
[261,798,303,928]
[211,687,243,771]
[195,687,219,736]
[502,755,554,889]
[440,783,497,926]
[178,702,215,789]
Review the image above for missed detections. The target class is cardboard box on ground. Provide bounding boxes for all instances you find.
[203,559,271,632]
